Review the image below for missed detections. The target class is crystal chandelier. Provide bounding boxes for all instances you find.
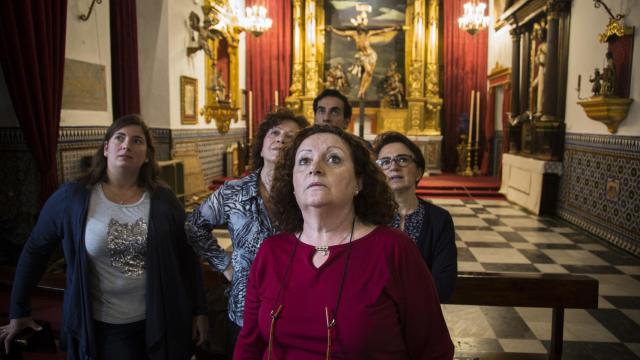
[210,1,272,37]
[241,5,273,37]
[458,1,490,35]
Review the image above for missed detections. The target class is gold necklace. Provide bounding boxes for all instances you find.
[308,221,355,256]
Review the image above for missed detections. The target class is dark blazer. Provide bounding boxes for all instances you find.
[10,182,206,359]
[414,199,457,302]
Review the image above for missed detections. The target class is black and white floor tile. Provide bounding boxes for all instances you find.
[431,198,640,360]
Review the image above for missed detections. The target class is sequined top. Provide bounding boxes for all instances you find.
[185,169,276,326]
[84,184,150,323]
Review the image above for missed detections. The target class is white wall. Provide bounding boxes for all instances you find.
[137,0,171,128]
[138,0,247,130]
[488,0,512,73]
[60,0,113,126]
[565,0,640,135]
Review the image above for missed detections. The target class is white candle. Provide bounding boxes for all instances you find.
[274,90,279,107]
[248,90,253,141]
[476,90,480,144]
[468,90,475,144]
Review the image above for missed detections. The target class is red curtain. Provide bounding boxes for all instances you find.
[442,0,488,172]
[110,0,140,119]
[246,0,292,137]
[0,1,67,206]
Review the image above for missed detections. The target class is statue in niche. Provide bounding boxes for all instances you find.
[380,61,404,108]
[589,68,602,96]
[529,19,547,115]
[324,63,350,93]
[326,10,401,99]
[601,51,616,96]
[210,69,227,102]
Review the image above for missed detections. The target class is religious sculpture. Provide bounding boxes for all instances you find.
[324,63,350,93]
[211,69,227,102]
[601,51,616,96]
[589,68,602,96]
[187,11,220,58]
[529,20,547,115]
[326,12,401,100]
[380,61,404,108]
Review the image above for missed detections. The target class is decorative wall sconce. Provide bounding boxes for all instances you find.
[576,0,634,133]
[458,0,490,35]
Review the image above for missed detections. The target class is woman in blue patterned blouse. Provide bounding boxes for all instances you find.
[373,131,457,302]
[185,108,308,357]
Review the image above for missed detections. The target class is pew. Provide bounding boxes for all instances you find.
[446,272,599,360]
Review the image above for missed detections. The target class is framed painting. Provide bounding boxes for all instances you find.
[180,76,198,125]
[324,1,406,106]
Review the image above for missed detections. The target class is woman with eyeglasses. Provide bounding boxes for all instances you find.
[234,125,454,359]
[373,131,457,302]
[185,108,308,358]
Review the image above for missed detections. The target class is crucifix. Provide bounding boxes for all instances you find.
[326,4,402,137]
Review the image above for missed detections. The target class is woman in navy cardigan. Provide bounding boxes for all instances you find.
[373,131,457,301]
[1,115,207,359]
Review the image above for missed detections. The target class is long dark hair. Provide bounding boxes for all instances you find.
[269,125,397,233]
[251,108,309,169]
[78,114,160,191]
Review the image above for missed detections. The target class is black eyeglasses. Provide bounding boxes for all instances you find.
[375,154,415,169]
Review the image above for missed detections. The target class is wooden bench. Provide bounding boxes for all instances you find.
[446,272,599,360]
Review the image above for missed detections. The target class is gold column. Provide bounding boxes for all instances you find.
[286,0,305,112]
[300,0,320,121]
[406,0,441,136]
[424,0,442,134]
[406,0,425,134]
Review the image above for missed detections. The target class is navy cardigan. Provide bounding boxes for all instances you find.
[10,182,206,359]
[414,199,457,302]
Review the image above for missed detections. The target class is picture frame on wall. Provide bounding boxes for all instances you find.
[180,76,198,125]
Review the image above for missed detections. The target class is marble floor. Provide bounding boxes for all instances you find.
[432,198,640,360]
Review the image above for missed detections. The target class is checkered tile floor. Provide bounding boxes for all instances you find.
[431,198,640,360]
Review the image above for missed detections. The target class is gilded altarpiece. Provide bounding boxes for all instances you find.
[286,0,442,171]
[201,0,241,134]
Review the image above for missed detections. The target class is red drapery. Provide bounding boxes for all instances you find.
[442,0,488,172]
[0,1,67,206]
[110,0,141,119]
[246,0,292,137]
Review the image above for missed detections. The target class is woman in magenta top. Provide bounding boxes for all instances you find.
[234,125,454,359]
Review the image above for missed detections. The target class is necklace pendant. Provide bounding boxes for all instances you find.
[315,245,329,256]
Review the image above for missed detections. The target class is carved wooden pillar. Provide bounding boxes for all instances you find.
[541,4,561,121]
[509,28,521,120]
[520,30,531,114]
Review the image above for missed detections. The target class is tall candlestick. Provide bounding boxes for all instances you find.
[476,90,480,144]
[464,90,475,177]
[248,90,253,141]
[274,90,279,107]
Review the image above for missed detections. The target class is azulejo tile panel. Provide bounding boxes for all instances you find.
[558,133,640,256]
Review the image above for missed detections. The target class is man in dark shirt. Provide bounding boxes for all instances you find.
[313,89,352,129]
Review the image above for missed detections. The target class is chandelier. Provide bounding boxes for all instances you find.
[241,5,273,37]
[458,1,490,35]
[209,1,272,37]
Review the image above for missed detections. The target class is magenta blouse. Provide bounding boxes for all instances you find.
[234,226,454,359]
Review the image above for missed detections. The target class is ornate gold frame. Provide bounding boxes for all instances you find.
[201,0,240,134]
[285,0,442,136]
[180,76,198,125]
